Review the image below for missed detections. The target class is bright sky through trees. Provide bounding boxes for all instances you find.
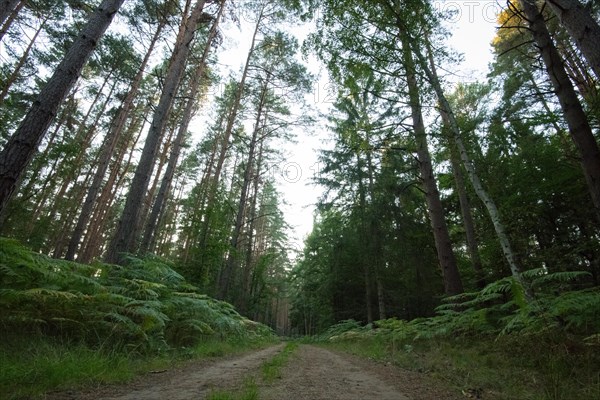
[275,1,501,254]
[192,2,499,256]
[7,0,499,257]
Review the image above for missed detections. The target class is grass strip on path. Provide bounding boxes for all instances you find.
[207,342,299,400]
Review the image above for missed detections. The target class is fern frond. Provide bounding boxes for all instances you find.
[23,288,79,300]
[481,277,513,295]
[531,271,591,286]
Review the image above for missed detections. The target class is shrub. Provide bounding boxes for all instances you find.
[0,238,275,353]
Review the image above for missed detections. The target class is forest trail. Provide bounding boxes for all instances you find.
[46,344,463,400]
[45,344,285,400]
[261,345,462,400]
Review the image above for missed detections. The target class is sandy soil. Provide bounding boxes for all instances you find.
[261,345,463,400]
[44,343,464,400]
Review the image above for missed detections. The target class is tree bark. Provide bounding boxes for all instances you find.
[218,76,269,300]
[519,0,600,222]
[448,142,486,288]
[400,32,463,296]
[0,0,21,28]
[140,2,223,254]
[0,17,46,105]
[545,0,600,79]
[414,38,528,292]
[0,0,23,43]
[199,6,264,250]
[105,0,207,264]
[0,0,125,220]
[65,21,164,261]
[241,135,265,312]
[79,106,149,263]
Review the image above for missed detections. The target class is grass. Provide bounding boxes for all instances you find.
[206,378,259,400]
[1,337,134,400]
[261,341,298,383]
[206,341,299,399]
[0,335,278,400]
[182,336,277,359]
[321,334,600,400]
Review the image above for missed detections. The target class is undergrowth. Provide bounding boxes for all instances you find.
[0,335,275,400]
[314,269,600,399]
[0,237,278,399]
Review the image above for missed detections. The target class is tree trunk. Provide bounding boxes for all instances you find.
[414,38,527,292]
[65,21,164,260]
[181,134,219,263]
[140,3,223,253]
[156,179,184,256]
[356,145,376,322]
[375,271,386,320]
[364,135,386,320]
[79,106,148,262]
[447,142,486,288]
[45,76,117,233]
[51,161,96,258]
[0,17,46,105]
[199,7,264,251]
[22,92,82,238]
[364,265,373,324]
[0,0,21,30]
[0,0,125,220]
[139,124,176,237]
[545,0,600,79]
[105,0,206,264]
[218,77,269,300]
[519,0,600,222]
[400,32,463,296]
[241,135,265,312]
[15,102,69,214]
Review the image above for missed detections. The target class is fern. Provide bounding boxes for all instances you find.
[0,238,275,352]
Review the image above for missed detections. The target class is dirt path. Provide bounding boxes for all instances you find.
[46,343,463,400]
[45,344,285,400]
[261,345,462,400]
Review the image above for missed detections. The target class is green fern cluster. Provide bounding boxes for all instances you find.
[319,269,599,345]
[315,319,369,341]
[0,238,275,352]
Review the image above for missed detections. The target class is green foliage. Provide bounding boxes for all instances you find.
[0,334,274,400]
[315,269,599,345]
[0,238,276,353]
[326,333,600,400]
[261,342,298,382]
[316,319,369,341]
[206,378,259,400]
[314,270,600,399]
[0,336,135,400]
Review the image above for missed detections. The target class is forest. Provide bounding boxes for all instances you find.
[1,0,599,399]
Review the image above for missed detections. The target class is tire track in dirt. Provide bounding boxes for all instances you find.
[103,344,283,400]
[261,345,462,400]
[46,343,463,400]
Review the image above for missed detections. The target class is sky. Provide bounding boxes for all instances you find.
[213,1,503,258]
